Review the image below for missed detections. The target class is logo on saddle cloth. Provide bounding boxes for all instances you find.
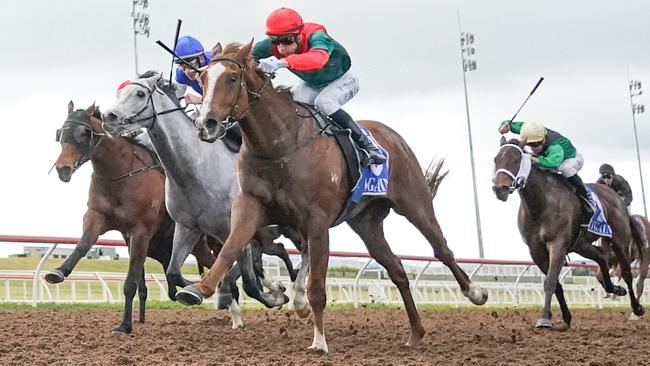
[350,127,389,203]
[586,187,613,238]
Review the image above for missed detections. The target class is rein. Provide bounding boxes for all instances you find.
[495,144,532,193]
[93,143,161,183]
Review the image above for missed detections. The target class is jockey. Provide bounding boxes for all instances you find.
[173,35,211,105]
[252,7,386,165]
[597,164,633,211]
[499,120,593,205]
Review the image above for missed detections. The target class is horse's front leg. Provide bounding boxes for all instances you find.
[536,243,566,328]
[46,210,107,284]
[112,230,151,334]
[306,228,330,353]
[176,194,264,306]
[165,225,202,300]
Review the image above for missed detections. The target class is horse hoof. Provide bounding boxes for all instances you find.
[295,304,312,319]
[44,270,65,284]
[633,305,645,317]
[307,343,329,354]
[277,294,290,307]
[111,325,132,335]
[614,286,627,297]
[535,318,553,328]
[176,286,204,306]
[629,312,642,321]
[464,285,488,306]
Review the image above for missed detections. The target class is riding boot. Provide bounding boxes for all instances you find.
[567,174,594,215]
[328,109,386,166]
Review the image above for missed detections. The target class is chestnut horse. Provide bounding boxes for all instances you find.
[170,42,488,353]
[48,102,216,334]
[492,139,644,328]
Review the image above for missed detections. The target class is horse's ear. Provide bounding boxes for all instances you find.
[499,135,507,146]
[211,42,222,56]
[68,100,74,114]
[84,102,96,117]
[89,114,103,132]
[237,39,254,60]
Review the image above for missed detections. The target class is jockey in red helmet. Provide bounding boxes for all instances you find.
[252,7,385,165]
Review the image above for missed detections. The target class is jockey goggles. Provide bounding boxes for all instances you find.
[270,34,297,45]
[527,140,544,147]
[602,174,613,179]
[175,56,200,70]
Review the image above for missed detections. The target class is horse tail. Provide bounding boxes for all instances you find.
[424,157,448,200]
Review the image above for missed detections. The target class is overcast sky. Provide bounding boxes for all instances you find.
[0,1,649,263]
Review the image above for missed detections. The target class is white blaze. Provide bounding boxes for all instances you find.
[199,63,226,120]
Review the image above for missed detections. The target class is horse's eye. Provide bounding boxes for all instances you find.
[136,90,146,98]
[230,75,238,84]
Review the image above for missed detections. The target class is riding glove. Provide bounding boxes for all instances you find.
[257,56,288,74]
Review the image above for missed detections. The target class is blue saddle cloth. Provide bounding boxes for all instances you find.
[586,187,613,238]
[350,127,390,203]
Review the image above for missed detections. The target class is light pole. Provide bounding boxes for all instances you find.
[629,78,647,217]
[131,0,150,77]
[457,13,484,258]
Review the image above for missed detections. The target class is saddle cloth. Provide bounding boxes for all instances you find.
[586,187,613,238]
[295,102,389,227]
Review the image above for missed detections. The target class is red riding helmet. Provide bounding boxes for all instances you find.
[265,7,304,36]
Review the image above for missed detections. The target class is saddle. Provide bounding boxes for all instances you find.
[295,102,389,227]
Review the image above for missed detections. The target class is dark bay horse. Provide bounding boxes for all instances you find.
[49,101,216,334]
[168,42,487,353]
[492,139,644,328]
[100,72,302,313]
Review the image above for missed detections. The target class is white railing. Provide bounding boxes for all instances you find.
[0,235,646,309]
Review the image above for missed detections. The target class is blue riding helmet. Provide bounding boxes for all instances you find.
[174,36,205,62]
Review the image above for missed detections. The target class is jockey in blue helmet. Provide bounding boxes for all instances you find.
[174,36,212,105]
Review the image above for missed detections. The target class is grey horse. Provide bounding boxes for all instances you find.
[101,71,291,320]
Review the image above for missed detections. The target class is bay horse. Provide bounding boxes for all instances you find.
[49,101,217,334]
[164,41,488,353]
[492,138,644,328]
[100,71,301,312]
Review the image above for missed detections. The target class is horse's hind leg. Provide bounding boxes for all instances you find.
[347,203,426,347]
[137,268,147,324]
[574,241,626,296]
[611,238,645,317]
[395,205,487,305]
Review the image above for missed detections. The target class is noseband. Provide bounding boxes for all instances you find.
[495,144,532,193]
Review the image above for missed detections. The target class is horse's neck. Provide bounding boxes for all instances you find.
[148,94,236,185]
[519,168,552,216]
[90,137,133,180]
[239,87,303,158]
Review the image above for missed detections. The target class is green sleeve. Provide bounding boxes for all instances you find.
[252,39,273,60]
[508,121,525,134]
[538,143,565,169]
[308,30,336,55]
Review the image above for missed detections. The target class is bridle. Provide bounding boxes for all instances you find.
[494,143,532,193]
[207,56,271,138]
[56,117,106,174]
[112,79,185,137]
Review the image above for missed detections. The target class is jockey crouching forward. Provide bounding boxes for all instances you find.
[499,120,594,211]
[173,35,242,145]
[597,164,633,212]
[252,7,386,166]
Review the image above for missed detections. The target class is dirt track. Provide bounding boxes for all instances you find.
[1,307,649,365]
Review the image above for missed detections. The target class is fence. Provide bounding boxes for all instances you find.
[0,234,646,310]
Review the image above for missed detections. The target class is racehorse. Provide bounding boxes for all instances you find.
[154,41,489,353]
[100,71,300,312]
[49,101,217,334]
[492,138,644,328]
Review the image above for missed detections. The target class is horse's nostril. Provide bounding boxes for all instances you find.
[205,118,219,129]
